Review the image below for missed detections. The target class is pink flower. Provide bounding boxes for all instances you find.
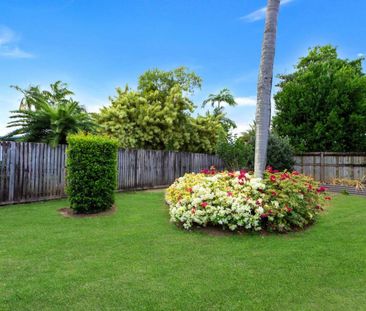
[227,191,233,197]
[270,175,276,182]
[191,208,196,214]
[317,186,327,193]
[200,202,208,208]
[280,173,290,180]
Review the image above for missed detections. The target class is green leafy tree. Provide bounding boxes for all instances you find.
[217,124,294,171]
[202,88,237,132]
[4,81,95,146]
[97,67,222,153]
[273,45,366,152]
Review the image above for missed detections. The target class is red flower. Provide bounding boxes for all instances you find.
[268,209,273,214]
[187,187,193,193]
[191,208,196,214]
[228,172,235,178]
[292,171,300,175]
[256,200,262,206]
[325,196,332,200]
[270,175,276,182]
[271,191,277,196]
[286,206,293,212]
[307,184,313,190]
[280,173,290,180]
[260,213,268,219]
[317,186,327,193]
[238,171,247,180]
[266,166,274,173]
[227,191,233,197]
[258,188,264,193]
[200,202,208,208]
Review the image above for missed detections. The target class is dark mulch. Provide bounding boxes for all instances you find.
[58,205,117,218]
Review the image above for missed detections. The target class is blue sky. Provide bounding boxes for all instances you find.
[1,0,365,136]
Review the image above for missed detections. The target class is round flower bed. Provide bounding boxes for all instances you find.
[166,167,330,232]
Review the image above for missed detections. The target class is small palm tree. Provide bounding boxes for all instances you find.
[254,0,281,178]
[4,81,95,146]
[202,88,237,132]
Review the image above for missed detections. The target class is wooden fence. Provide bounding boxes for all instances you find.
[293,152,366,182]
[0,141,224,205]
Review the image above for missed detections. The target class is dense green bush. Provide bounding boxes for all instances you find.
[66,134,118,213]
[217,130,295,171]
[273,45,366,152]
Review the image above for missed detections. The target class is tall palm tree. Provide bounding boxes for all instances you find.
[254,0,281,178]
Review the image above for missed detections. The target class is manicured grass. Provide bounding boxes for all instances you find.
[1,192,366,311]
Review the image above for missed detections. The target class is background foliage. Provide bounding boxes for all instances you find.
[3,81,94,146]
[97,67,226,153]
[217,125,295,171]
[273,45,366,152]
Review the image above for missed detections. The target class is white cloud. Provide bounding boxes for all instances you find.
[241,0,294,23]
[0,46,34,58]
[0,26,34,59]
[357,53,365,58]
[235,96,256,106]
[0,26,16,45]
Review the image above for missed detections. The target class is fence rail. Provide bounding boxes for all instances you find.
[0,141,224,205]
[293,152,366,181]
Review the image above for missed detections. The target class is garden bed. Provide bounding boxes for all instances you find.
[323,184,366,196]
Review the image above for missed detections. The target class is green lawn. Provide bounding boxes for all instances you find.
[1,191,366,311]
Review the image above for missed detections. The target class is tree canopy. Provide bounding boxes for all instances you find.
[97,67,224,153]
[4,81,94,146]
[273,45,366,152]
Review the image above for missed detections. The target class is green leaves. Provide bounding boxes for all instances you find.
[4,81,95,146]
[97,68,222,153]
[66,134,118,213]
[273,45,366,152]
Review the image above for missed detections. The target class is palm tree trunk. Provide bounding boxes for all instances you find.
[254,0,280,178]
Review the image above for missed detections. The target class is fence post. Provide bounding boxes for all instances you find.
[8,142,16,202]
[320,152,325,182]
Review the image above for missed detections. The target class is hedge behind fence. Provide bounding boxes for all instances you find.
[66,134,118,213]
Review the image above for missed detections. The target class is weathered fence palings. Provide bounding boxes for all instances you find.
[294,152,366,182]
[0,141,224,205]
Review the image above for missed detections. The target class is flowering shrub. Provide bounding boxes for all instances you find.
[166,167,329,232]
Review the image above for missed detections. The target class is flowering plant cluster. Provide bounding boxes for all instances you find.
[166,166,329,232]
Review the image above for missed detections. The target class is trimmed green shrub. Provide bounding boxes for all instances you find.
[66,133,118,213]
